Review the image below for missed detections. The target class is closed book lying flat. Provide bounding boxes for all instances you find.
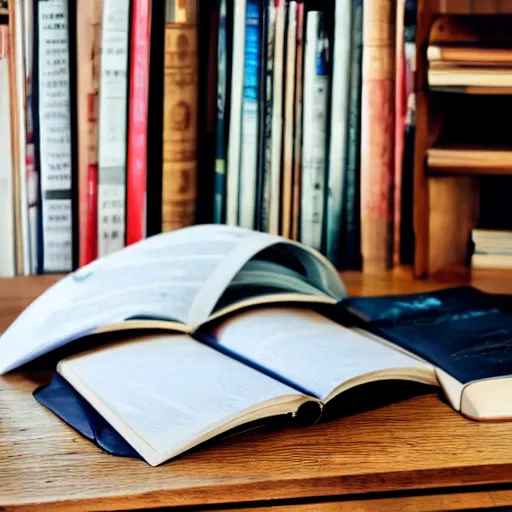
[427,46,512,65]
[344,287,512,421]
[429,67,512,87]
[472,253,512,269]
[1,225,511,465]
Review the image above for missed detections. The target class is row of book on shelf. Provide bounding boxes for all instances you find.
[0,0,420,277]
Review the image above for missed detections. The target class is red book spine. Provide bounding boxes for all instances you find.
[85,163,98,264]
[126,0,151,245]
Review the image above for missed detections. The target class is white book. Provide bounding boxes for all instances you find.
[0,58,16,277]
[38,0,73,272]
[97,0,130,256]
[301,11,330,251]
[268,0,285,235]
[226,0,246,226]
[14,0,31,274]
[326,0,352,263]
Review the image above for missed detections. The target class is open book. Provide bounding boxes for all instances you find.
[50,307,435,466]
[0,224,346,374]
[2,225,512,463]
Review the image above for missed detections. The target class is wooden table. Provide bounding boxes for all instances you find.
[2,270,512,511]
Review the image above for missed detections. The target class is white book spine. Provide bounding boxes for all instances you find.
[268,0,285,235]
[0,59,16,277]
[38,0,73,272]
[15,0,31,274]
[301,11,329,251]
[226,0,246,226]
[326,0,352,263]
[97,0,130,256]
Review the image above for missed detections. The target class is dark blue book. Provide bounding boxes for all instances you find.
[213,0,233,224]
[343,286,512,420]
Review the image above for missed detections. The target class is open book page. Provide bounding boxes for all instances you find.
[212,307,437,402]
[57,334,311,466]
[0,225,344,374]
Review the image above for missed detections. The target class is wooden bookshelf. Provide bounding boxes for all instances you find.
[414,0,512,277]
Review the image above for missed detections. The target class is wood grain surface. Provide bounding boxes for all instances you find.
[1,271,512,511]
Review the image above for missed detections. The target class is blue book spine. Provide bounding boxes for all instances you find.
[239,0,261,229]
[214,0,229,224]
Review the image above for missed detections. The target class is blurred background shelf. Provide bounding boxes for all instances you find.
[427,146,512,175]
[439,0,512,14]
[414,1,512,278]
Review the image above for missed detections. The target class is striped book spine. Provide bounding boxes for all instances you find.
[37,0,74,272]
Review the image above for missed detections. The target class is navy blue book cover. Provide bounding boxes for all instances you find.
[343,286,512,384]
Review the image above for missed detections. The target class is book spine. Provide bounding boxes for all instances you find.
[144,0,165,236]
[301,10,330,251]
[0,26,16,277]
[97,0,129,256]
[290,1,304,241]
[393,0,406,267]
[341,0,363,270]
[342,0,363,270]
[24,0,39,274]
[9,0,30,274]
[399,0,417,266]
[360,0,395,272]
[37,0,74,272]
[325,0,352,265]
[214,0,228,224]
[238,0,261,230]
[161,12,198,232]
[76,0,102,266]
[268,0,285,235]
[280,0,297,240]
[126,0,151,245]
[259,0,275,233]
[226,0,245,226]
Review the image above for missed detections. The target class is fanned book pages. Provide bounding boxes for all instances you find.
[0,225,346,374]
[1,226,512,467]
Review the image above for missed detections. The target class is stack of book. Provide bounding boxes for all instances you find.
[472,229,512,269]
[427,16,512,91]
[2,224,512,466]
[428,45,512,90]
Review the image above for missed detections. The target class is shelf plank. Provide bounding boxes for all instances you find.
[427,147,512,175]
[438,0,512,14]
